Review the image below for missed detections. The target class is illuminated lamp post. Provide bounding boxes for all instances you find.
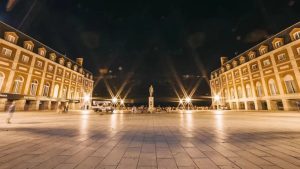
[185,97,192,110]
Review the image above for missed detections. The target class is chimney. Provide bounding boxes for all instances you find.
[76,58,83,66]
[220,56,228,66]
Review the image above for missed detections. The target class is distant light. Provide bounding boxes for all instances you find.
[179,99,183,104]
[185,97,191,103]
[112,97,118,103]
[83,94,90,102]
[120,99,124,104]
[214,95,220,102]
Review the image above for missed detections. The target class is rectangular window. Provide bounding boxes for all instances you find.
[251,64,258,70]
[48,65,53,72]
[21,55,29,63]
[1,48,12,57]
[263,59,271,66]
[36,61,43,67]
[40,50,45,56]
[277,53,286,61]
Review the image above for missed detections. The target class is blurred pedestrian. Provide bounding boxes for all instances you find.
[57,103,62,114]
[6,101,15,124]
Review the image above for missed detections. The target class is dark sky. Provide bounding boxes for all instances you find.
[1,0,300,104]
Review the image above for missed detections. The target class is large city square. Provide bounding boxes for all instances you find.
[0,110,299,169]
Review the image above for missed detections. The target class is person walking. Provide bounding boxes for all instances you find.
[6,101,16,124]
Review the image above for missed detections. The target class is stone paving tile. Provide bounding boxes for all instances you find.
[0,110,300,169]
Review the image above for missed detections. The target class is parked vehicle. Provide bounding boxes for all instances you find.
[91,100,114,113]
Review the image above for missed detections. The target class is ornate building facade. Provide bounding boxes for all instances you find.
[210,22,300,111]
[0,21,94,111]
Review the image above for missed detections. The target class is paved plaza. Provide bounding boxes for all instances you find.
[0,110,299,169]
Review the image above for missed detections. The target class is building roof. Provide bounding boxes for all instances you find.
[211,21,300,77]
[0,20,93,76]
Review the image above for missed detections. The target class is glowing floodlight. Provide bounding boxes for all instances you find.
[185,97,191,103]
[112,97,118,104]
[179,99,183,104]
[83,94,90,102]
[214,95,220,102]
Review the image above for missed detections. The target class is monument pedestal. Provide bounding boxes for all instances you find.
[148,97,154,113]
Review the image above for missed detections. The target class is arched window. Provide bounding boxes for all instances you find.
[30,80,38,96]
[224,89,228,100]
[0,72,4,92]
[256,82,263,97]
[245,84,252,97]
[268,79,278,95]
[284,75,297,94]
[12,76,23,94]
[42,83,50,97]
[53,84,59,98]
[62,86,68,98]
[230,88,235,99]
[70,89,75,99]
[237,86,243,98]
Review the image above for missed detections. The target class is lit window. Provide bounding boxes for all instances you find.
[284,75,297,94]
[249,53,255,59]
[251,64,258,70]
[256,82,263,97]
[293,32,300,40]
[36,61,43,67]
[39,50,45,56]
[13,76,23,94]
[263,59,271,66]
[25,43,32,50]
[21,55,30,63]
[277,53,286,61]
[242,68,247,74]
[268,79,278,95]
[1,47,12,57]
[7,35,15,43]
[234,71,239,77]
[48,65,54,72]
[42,83,50,96]
[0,73,4,91]
[274,41,283,48]
[30,80,38,96]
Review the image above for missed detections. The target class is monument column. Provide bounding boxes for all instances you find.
[148,85,154,113]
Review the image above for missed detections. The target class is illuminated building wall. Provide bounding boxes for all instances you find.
[210,22,300,111]
[0,21,93,111]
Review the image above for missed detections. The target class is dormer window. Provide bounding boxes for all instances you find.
[24,41,34,51]
[59,58,64,65]
[260,48,267,55]
[293,32,300,40]
[90,75,93,80]
[239,56,245,64]
[274,41,283,48]
[226,64,231,70]
[232,60,238,67]
[248,52,256,60]
[7,35,15,43]
[49,53,56,61]
[73,65,78,71]
[79,68,83,73]
[67,62,72,68]
[221,67,225,73]
[38,48,46,56]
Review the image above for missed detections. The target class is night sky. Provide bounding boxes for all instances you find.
[1,0,300,104]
